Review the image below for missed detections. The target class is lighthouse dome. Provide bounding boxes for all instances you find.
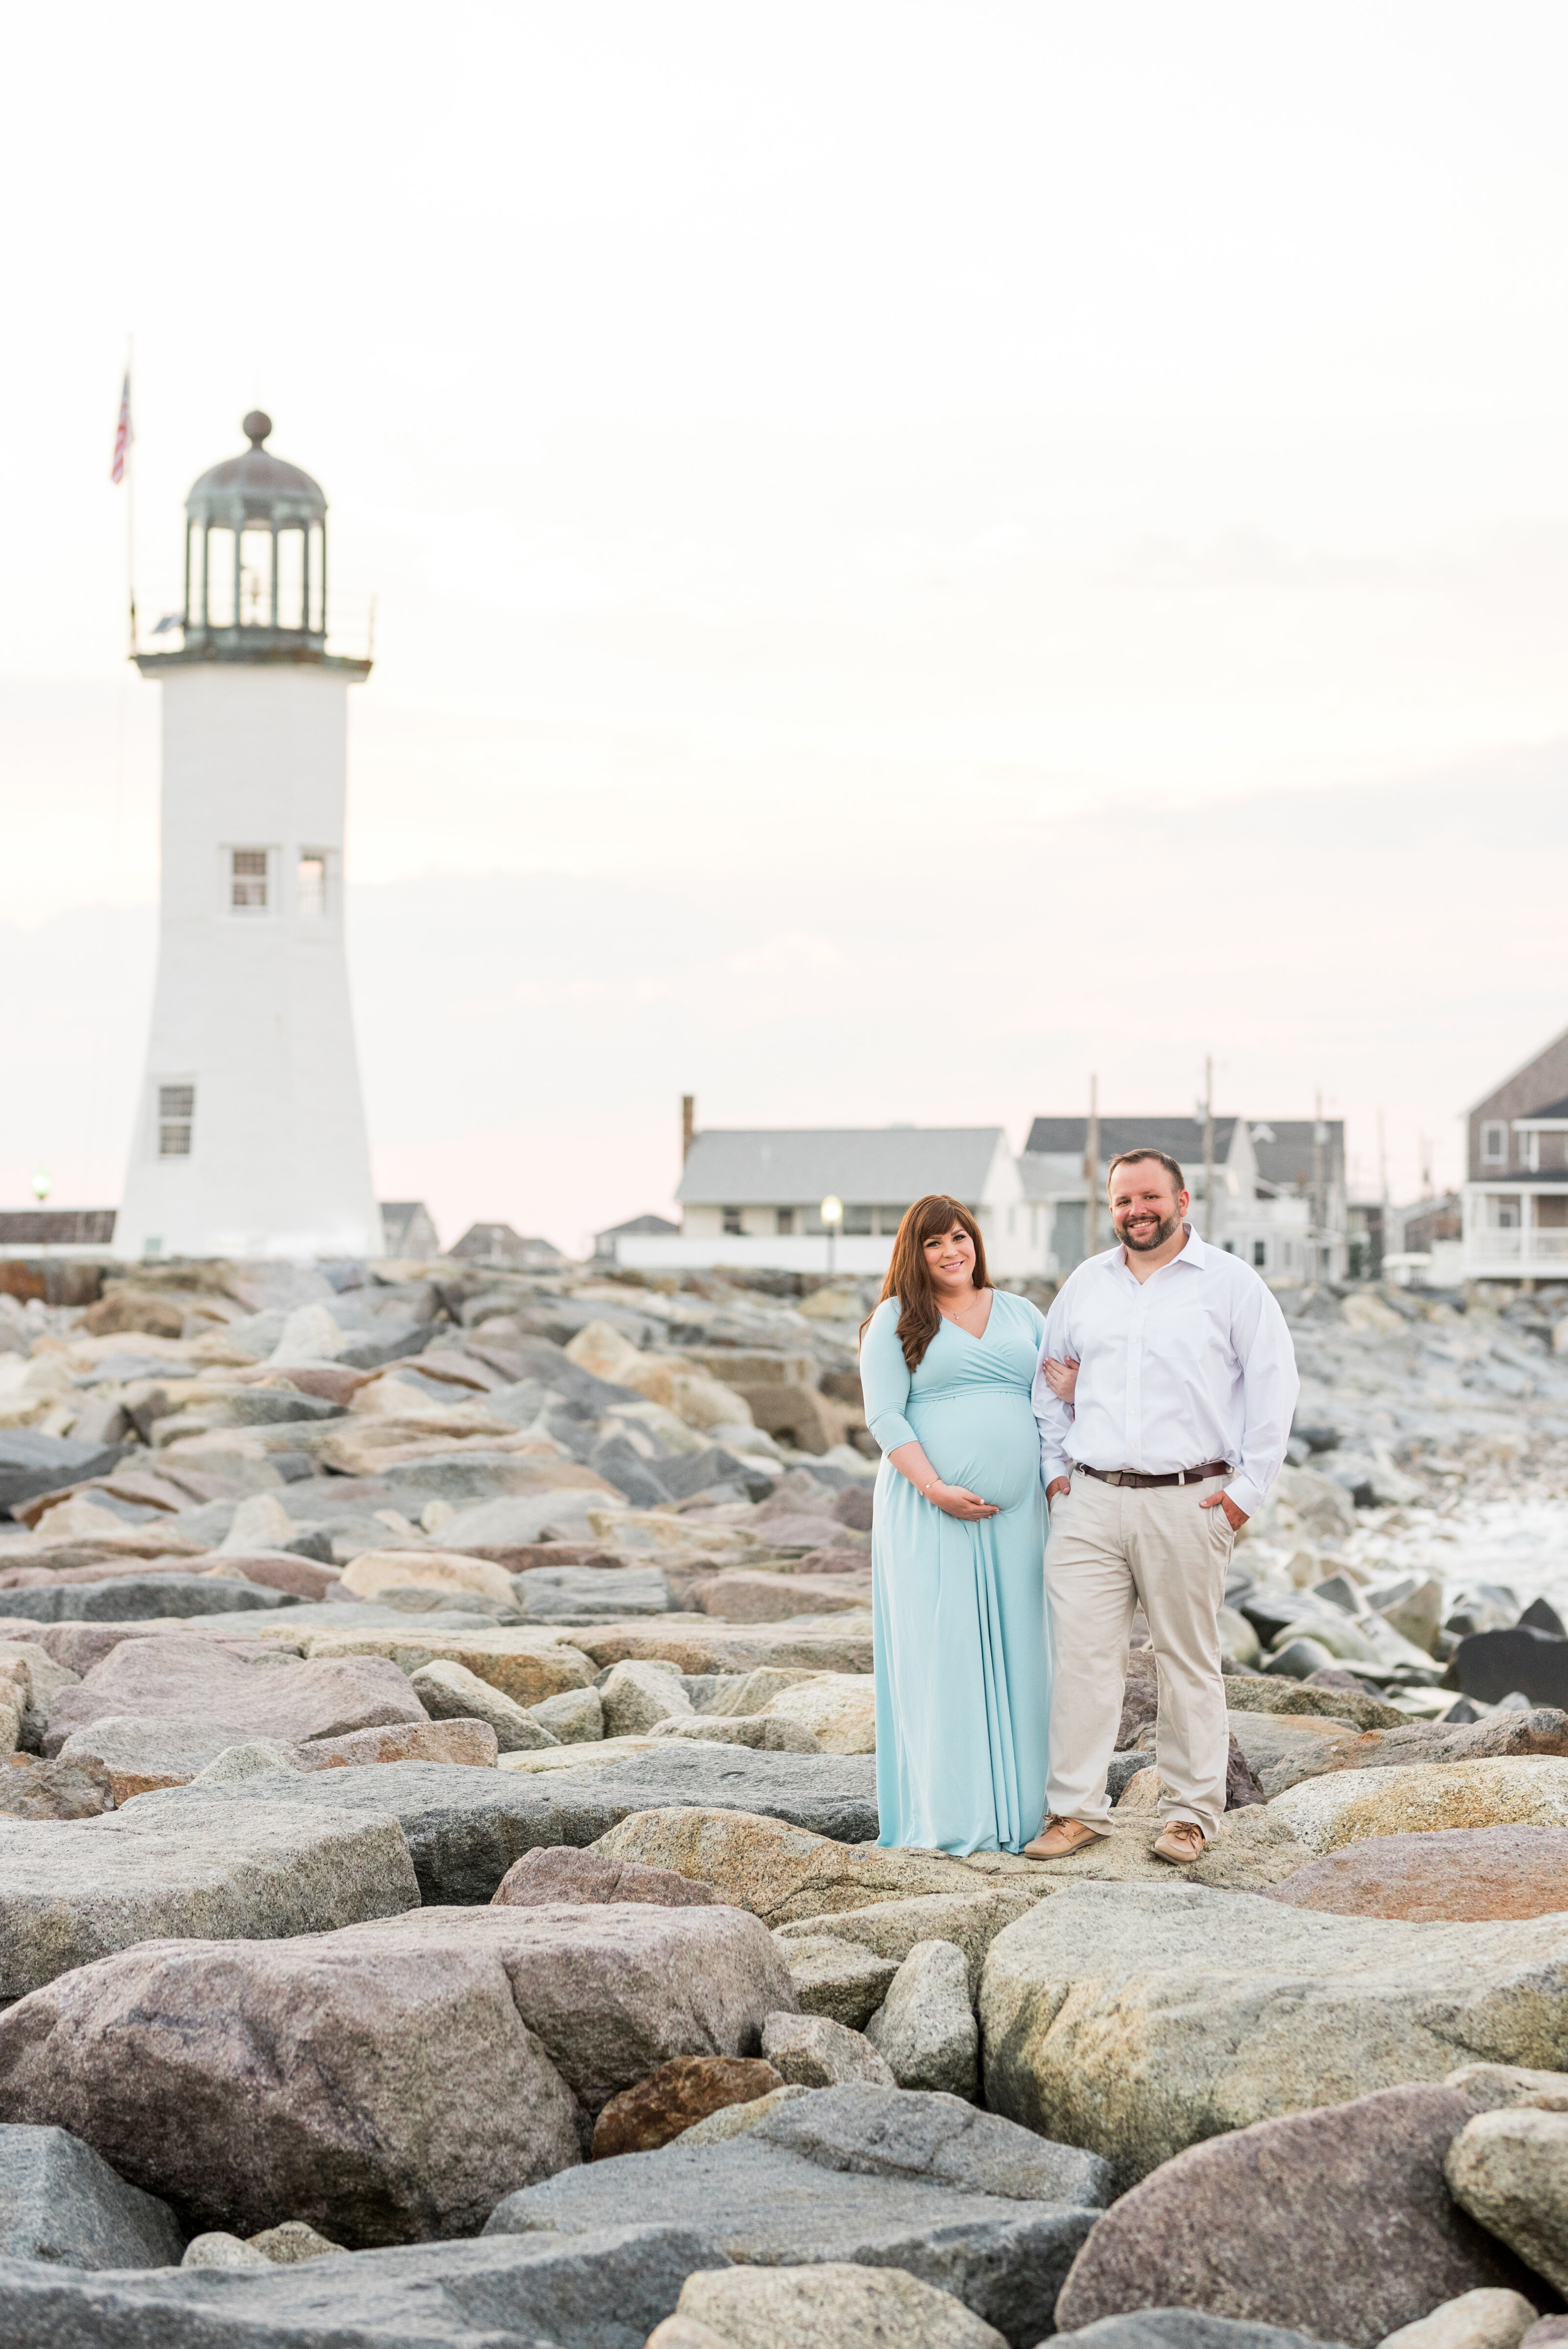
[186,412,325,530]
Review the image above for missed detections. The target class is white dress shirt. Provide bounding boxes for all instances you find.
[1031,1224,1299,1520]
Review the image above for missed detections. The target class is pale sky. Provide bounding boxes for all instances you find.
[3,4,1568,1248]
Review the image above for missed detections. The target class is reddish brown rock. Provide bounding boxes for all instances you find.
[0,1753,114,1819]
[1265,1825,1568,1921]
[590,2055,784,2158]
[296,1717,497,1773]
[207,1555,345,1603]
[492,1845,720,1908]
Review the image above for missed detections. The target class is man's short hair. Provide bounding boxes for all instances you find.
[1107,1148,1185,1196]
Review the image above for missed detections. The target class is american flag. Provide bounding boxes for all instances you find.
[110,371,132,485]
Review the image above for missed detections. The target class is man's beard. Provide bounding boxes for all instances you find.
[1114,1205,1182,1253]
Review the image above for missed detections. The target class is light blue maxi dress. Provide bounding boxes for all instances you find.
[859,1290,1052,1855]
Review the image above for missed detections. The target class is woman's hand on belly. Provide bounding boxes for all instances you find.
[931,1482,999,1519]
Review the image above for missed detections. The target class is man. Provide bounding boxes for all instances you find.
[1027,1149,1298,1864]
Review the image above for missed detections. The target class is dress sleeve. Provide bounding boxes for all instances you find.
[859,1300,918,1454]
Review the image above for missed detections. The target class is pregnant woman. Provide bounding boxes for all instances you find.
[859,1195,1054,1855]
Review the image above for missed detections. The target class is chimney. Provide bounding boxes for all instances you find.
[681,1095,695,1161]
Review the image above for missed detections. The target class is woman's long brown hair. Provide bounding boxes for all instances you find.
[862,1195,991,1372]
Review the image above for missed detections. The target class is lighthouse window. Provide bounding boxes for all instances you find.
[297,855,327,917]
[239,531,272,626]
[231,850,269,911]
[206,530,235,627]
[158,1085,194,1158]
[276,529,305,630]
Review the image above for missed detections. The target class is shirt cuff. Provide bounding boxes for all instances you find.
[1226,1475,1266,1520]
[870,1411,918,1455]
[1039,1442,1070,1488]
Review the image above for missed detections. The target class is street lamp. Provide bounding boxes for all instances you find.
[820,1194,843,1277]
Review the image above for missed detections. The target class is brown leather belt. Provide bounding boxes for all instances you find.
[1073,1461,1230,1490]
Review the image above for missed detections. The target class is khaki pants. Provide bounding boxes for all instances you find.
[1043,1468,1234,1839]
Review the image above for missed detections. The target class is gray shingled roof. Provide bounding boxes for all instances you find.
[1024,1117,1237,1170]
[1022,1115,1344,1194]
[676,1128,1006,1207]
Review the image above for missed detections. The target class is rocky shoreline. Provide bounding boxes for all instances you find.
[0,1258,1563,2348]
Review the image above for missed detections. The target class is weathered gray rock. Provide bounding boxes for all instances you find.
[1379,2288,1544,2349]
[980,1882,1568,2185]
[515,1566,671,1620]
[674,2260,1010,2348]
[0,1902,793,2244]
[0,1788,419,2000]
[760,2011,894,2088]
[1053,2085,1543,2349]
[773,1888,1039,1998]
[0,2222,725,2348]
[147,1757,873,1904]
[1225,1709,1366,1795]
[600,1659,694,1737]
[532,1685,604,1742]
[567,1752,880,1845]
[411,1657,560,1750]
[485,2130,1098,2348]
[774,1933,900,2026]
[864,1940,978,2099]
[1446,2064,1568,2113]
[0,2122,182,2268]
[248,2220,344,2264]
[593,1807,975,1921]
[1446,2108,1568,2296]
[181,2230,272,2269]
[678,2084,810,2146]
[44,1634,425,1759]
[649,1713,824,1754]
[492,1846,720,1908]
[1222,1675,1404,1731]
[749,2080,1114,2207]
[0,1576,295,1621]
[191,1737,304,1783]
[1271,1759,1568,1855]
[1047,2318,1353,2349]
[0,1434,126,1512]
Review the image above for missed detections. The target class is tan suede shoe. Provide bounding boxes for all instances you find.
[1152,1819,1206,1864]
[1023,1815,1109,1861]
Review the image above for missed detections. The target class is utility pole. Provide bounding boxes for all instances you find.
[1202,1055,1215,1243]
[1311,1089,1326,1285]
[681,1096,695,1161]
[1084,1074,1100,1258]
[1377,1107,1389,1279]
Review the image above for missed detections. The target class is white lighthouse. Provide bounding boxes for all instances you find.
[118,412,382,1262]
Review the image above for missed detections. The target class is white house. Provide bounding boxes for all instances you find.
[1019,1114,1347,1285]
[1461,1024,1568,1284]
[616,1124,1039,1277]
[117,413,381,1263]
